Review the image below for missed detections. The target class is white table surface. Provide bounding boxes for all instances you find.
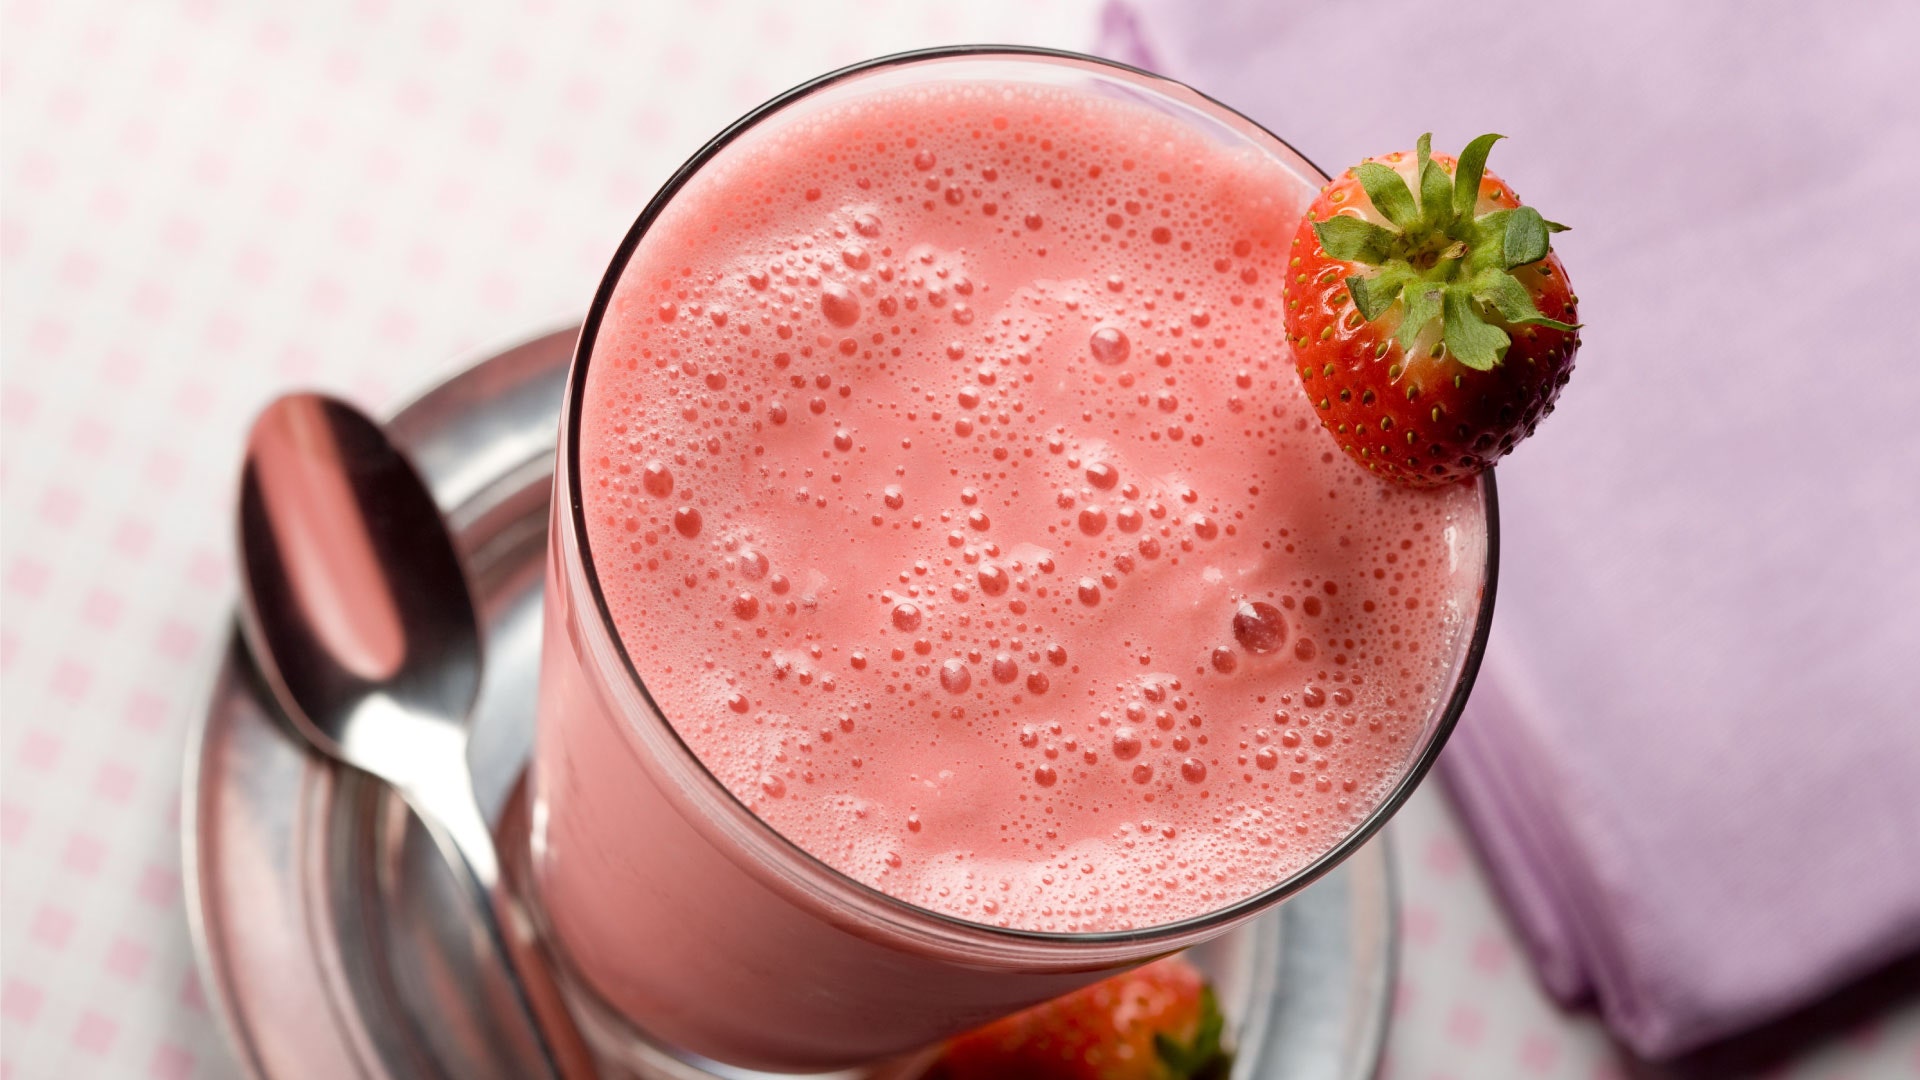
[3,2,1916,1078]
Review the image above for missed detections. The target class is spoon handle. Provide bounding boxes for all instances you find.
[401,755,600,1080]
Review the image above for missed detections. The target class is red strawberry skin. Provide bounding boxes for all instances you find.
[1285,144,1580,487]
[926,955,1228,1080]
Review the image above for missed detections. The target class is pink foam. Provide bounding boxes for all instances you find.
[577,80,1483,932]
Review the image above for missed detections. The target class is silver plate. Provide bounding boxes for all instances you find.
[182,327,1397,1080]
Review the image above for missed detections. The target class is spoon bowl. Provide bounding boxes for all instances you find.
[238,394,483,783]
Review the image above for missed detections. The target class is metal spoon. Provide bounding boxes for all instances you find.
[236,393,592,1079]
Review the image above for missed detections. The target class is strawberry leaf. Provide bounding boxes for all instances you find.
[1502,206,1551,267]
[1469,269,1544,322]
[1355,162,1419,233]
[1313,215,1397,265]
[1348,268,1408,321]
[1453,133,1504,221]
[1469,269,1579,331]
[1414,132,1432,191]
[1442,290,1509,371]
[1420,158,1453,230]
[1153,986,1232,1080]
[1396,284,1444,352]
[1465,209,1514,271]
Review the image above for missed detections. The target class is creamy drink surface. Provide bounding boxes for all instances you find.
[577,80,1482,933]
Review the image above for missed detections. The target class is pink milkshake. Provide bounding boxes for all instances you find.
[531,51,1490,1072]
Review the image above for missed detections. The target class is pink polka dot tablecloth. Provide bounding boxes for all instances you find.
[3,2,1917,1079]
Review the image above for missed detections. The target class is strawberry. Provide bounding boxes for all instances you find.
[1283,133,1580,487]
[925,955,1230,1080]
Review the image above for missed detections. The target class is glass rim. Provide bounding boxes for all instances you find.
[562,44,1500,948]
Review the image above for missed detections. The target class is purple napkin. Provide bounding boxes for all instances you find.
[1099,0,1920,1060]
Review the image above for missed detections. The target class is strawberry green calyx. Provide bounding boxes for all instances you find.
[1312,133,1577,371]
[1152,986,1233,1080]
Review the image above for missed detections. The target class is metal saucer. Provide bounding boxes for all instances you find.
[182,327,1398,1080]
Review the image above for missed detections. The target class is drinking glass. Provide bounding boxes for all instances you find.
[527,45,1497,1075]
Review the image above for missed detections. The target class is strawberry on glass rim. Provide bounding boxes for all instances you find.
[1284,133,1581,487]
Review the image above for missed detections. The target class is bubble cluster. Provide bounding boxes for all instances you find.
[576,79,1486,933]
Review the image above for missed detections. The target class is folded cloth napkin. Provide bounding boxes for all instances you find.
[1099,0,1920,1060]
